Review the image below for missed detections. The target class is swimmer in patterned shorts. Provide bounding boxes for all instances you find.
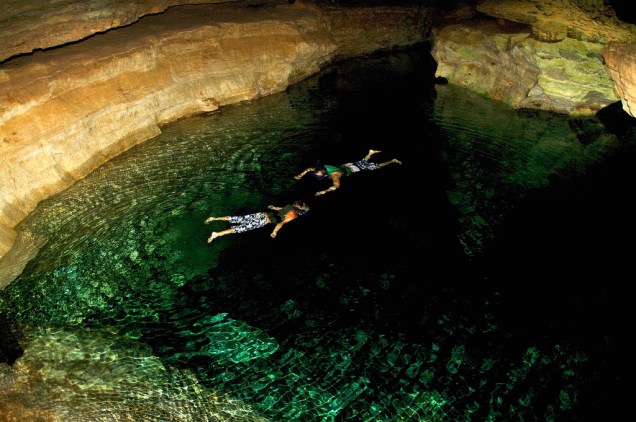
[294,149,401,196]
[204,201,310,243]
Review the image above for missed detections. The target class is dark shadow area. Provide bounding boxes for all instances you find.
[0,312,23,365]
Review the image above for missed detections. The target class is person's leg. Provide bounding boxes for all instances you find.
[378,158,402,167]
[205,216,230,224]
[363,149,381,161]
[208,228,236,243]
[207,213,269,243]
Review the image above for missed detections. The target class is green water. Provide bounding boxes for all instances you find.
[1,46,634,420]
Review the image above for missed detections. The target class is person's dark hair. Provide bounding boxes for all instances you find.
[313,165,327,180]
[293,201,310,215]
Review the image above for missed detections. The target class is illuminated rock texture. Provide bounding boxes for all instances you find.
[432,0,636,116]
[603,42,636,118]
[0,1,427,262]
[2,0,636,268]
[0,0,240,64]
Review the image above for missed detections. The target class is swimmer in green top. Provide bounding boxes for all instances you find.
[294,149,402,196]
[204,201,310,243]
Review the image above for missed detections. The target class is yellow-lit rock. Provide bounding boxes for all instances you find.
[603,42,636,118]
[0,0,239,63]
[0,1,428,265]
[432,0,636,117]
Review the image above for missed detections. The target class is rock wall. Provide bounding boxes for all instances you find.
[603,42,636,118]
[0,0,247,64]
[4,0,635,282]
[0,1,428,268]
[431,0,636,116]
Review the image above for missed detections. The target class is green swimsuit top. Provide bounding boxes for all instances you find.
[324,164,352,177]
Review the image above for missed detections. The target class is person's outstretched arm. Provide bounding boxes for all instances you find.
[270,212,297,238]
[267,205,282,211]
[315,172,342,196]
[294,167,315,180]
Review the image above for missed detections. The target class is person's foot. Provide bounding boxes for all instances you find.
[204,217,215,224]
[393,159,402,165]
[207,232,218,243]
[369,149,381,155]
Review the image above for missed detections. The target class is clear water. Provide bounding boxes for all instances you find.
[1,44,634,421]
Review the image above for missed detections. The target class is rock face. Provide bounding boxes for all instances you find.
[0,0,240,64]
[3,0,636,279]
[431,0,636,116]
[603,42,636,118]
[0,1,428,267]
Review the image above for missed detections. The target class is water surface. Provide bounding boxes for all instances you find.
[1,44,634,421]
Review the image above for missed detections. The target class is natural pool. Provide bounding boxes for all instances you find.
[1,44,634,420]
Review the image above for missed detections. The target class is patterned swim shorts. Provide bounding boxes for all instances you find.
[353,160,380,171]
[228,212,270,233]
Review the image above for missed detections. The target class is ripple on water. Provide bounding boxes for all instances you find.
[1,48,632,421]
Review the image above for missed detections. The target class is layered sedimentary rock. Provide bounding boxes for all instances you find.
[4,0,636,285]
[0,0,242,64]
[0,1,428,273]
[603,42,636,118]
[431,0,636,116]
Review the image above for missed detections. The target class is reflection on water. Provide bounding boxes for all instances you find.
[434,84,624,255]
[1,45,634,420]
[0,92,325,326]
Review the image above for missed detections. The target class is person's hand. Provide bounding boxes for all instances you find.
[315,191,324,197]
[294,175,302,180]
[270,232,277,238]
[267,205,276,210]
